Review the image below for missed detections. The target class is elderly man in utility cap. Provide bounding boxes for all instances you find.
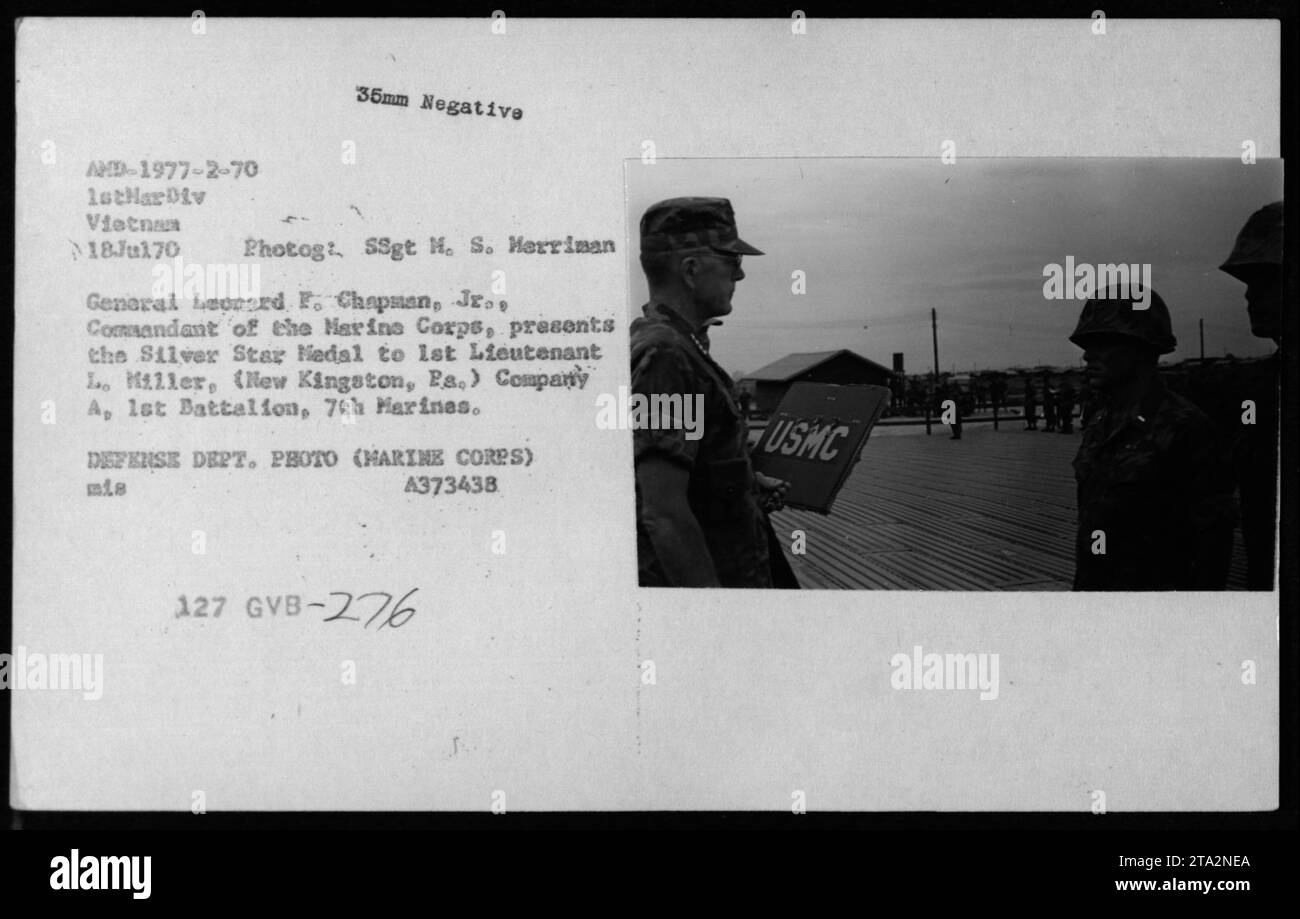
[1069,287,1236,590]
[630,197,795,588]
[1220,201,1283,589]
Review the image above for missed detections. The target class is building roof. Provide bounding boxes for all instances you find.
[743,349,894,382]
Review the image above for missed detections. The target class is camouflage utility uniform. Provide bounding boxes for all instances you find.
[1232,353,1279,589]
[631,301,772,587]
[1070,292,1236,589]
[1072,376,1237,589]
[1219,201,1283,589]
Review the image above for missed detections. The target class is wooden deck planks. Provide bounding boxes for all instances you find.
[770,426,1250,591]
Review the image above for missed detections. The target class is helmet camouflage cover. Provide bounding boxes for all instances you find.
[1069,287,1177,355]
[1220,201,1283,281]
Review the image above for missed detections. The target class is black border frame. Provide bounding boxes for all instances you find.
[3,0,1296,834]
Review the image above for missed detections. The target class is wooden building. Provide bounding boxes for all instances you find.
[740,349,895,415]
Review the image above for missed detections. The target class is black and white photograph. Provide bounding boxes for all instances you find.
[627,158,1283,590]
[2,9,1292,892]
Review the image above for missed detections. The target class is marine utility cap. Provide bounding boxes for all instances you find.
[640,197,764,256]
[1069,287,1177,355]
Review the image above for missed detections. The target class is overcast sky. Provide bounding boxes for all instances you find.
[626,158,1282,377]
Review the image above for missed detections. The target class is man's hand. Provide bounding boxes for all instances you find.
[754,472,790,512]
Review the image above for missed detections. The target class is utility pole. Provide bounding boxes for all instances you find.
[931,308,940,384]
[926,308,939,436]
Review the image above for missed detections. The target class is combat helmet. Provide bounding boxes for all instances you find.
[1220,201,1283,281]
[1069,287,1177,355]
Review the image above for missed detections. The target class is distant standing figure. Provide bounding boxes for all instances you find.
[1023,380,1039,430]
[1042,380,1058,432]
[990,375,1007,414]
[1057,381,1076,434]
[736,389,753,419]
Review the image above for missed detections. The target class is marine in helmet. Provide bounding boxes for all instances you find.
[1041,373,1058,432]
[1069,287,1237,590]
[1220,201,1282,589]
[1222,202,1283,340]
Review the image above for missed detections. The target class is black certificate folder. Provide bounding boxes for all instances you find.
[751,383,890,514]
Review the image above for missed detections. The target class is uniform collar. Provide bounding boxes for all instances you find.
[641,302,739,395]
[644,301,697,334]
[643,301,719,350]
